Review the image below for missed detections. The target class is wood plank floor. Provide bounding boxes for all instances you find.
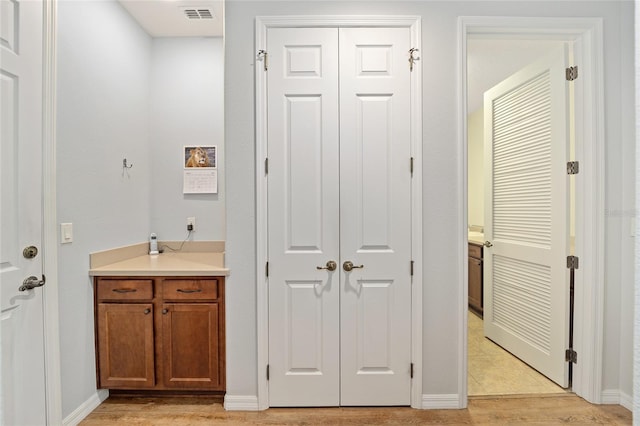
[81,394,631,425]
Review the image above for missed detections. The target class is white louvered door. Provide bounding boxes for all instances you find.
[483,47,570,387]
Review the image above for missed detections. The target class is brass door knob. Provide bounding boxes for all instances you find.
[484,241,493,248]
[317,260,337,271]
[343,261,364,272]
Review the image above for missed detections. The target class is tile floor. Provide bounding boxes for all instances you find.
[468,311,567,396]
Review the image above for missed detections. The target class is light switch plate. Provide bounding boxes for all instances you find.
[60,223,73,244]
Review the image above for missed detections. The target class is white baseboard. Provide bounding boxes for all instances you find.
[601,389,633,411]
[63,389,109,426]
[224,394,260,411]
[421,394,462,409]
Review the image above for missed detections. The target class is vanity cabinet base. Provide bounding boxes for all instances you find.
[94,276,225,392]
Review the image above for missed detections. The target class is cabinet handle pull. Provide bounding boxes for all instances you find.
[177,288,202,293]
[112,288,137,293]
[162,308,169,315]
[144,308,151,315]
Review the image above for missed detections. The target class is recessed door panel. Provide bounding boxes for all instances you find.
[356,280,393,372]
[286,95,323,251]
[356,95,393,251]
[285,281,324,372]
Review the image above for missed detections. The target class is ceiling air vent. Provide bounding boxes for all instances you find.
[182,8,214,20]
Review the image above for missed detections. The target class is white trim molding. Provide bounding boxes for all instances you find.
[601,390,633,411]
[224,395,260,411]
[62,390,108,426]
[43,1,63,424]
[255,15,423,410]
[458,17,605,404]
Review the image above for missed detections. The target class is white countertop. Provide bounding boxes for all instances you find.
[89,242,229,277]
[468,231,485,245]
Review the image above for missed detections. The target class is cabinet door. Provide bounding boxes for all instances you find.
[161,303,223,389]
[468,258,483,315]
[97,303,155,388]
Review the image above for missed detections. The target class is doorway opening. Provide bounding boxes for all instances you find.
[459,17,605,406]
[466,37,573,397]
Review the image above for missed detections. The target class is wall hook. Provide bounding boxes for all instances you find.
[122,158,133,169]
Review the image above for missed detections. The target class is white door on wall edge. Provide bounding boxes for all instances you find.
[267,26,413,407]
[483,46,570,388]
[0,0,48,424]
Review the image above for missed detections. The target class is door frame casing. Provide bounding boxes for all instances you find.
[254,15,423,410]
[43,0,63,423]
[458,17,605,405]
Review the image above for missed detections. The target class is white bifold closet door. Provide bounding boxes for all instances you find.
[267,26,412,407]
[483,46,571,388]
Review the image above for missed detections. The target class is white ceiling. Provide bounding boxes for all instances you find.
[119,0,223,37]
[467,38,564,114]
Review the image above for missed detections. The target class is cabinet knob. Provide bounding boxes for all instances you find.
[144,308,151,315]
[162,308,169,315]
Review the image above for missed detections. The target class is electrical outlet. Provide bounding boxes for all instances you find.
[187,217,196,231]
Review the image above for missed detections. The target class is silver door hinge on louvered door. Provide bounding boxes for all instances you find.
[566,256,579,270]
[567,161,579,175]
[565,349,578,364]
[566,66,578,81]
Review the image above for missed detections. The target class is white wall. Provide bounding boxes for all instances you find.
[149,38,225,241]
[56,0,152,417]
[467,108,484,228]
[225,0,634,403]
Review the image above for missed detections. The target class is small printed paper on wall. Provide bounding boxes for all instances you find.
[183,145,217,194]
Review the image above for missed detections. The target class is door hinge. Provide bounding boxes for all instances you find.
[566,66,578,81]
[257,50,268,71]
[410,260,414,276]
[265,158,269,175]
[266,261,269,277]
[567,161,579,175]
[266,364,270,380]
[410,157,414,175]
[566,256,579,270]
[565,349,578,364]
[410,363,414,378]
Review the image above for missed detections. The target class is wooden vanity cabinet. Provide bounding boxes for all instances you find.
[94,276,225,392]
[468,243,483,316]
[159,278,223,389]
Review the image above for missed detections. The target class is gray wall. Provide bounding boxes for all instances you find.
[56,2,224,418]
[224,0,634,401]
[150,38,225,241]
[57,0,152,416]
